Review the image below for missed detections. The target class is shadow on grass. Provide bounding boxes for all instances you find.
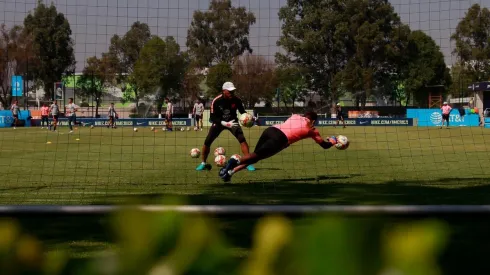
[98,176,490,205]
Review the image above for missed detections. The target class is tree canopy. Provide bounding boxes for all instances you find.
[132,36,187,112]
[451,4,490,82]
[187,0,256,67]
[23,0,75,100]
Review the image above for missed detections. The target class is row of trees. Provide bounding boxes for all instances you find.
[0,0,486,112]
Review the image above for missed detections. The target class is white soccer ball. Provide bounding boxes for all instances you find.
[162,127,166,131]
[150,127,155,131]
[335,135,349,150]
[214,147,226,156]
[133,127,138,132]
[190,148,201,158]
[231,154,241,161]
[214,155,227,167]
[90,125,94,129]
[239,113,254,128]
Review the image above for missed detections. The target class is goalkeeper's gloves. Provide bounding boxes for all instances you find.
[221,120,239,128]
[328,136,337,145]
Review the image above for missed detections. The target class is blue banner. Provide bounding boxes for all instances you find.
[256,117,413,126]
[11,75,23,97]
[30,118,192,127]
[0,110,31,127]
[407,109,480,127]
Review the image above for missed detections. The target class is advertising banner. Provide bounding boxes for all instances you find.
[0,110,31,127]
[256,116,412,127]
[30,118,192,127]
[407,109,479,127]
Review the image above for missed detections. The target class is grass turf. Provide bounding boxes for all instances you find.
[0,125,489,205]
[2,125,490,272]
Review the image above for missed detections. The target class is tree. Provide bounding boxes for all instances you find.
[338,0,411,108]
[132,36,187,114]
[449,63,473,99]
[187,0,256,67]
[77,54,115,117]
[400,30,451,106]
[451,4,490,82]
[107,21,151,106]
[23,0,75,100]
[275,66,308,109]
[0,24,35,108]
[206,62,233,97]
[181,65,205,110]
[232,54,277,108]
[276,0,351,108]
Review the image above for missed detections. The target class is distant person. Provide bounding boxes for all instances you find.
[193,99,205,131]
[66,98,79,133]
[49,100,59,132]
[441,101,452,129]
[107,103,118,129]
[165,98,173,131]
[334,103,346,128]
[10,100,20,129]
[40,103,49,129]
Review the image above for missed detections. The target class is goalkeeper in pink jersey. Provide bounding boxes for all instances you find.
[219,111,338,182]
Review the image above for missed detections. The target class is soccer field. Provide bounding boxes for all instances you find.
[1,125,489,205]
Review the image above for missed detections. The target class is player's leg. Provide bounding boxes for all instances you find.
[199,117,203,130]
[341,116,346,128]
[220,127,288,181]
[168,115,173,130]
[446,114,450,127]
[196,124,224,171]
[229,126,256,171]
[12,115,18,129]
[68,116,73,132]
[53,116,58,131]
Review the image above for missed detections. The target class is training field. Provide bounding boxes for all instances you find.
[0,125,489,205]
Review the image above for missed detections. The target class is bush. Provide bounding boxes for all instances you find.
[0,200,450,275]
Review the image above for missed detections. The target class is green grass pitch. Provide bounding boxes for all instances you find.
[0,125,489,205]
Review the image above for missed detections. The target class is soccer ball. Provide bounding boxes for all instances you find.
[214,147,226,156]
[231,154,241,161]
[90,125,94,129]
[162,127,166,131]
[214,155,227,167]
[239,113,254,128]
[335,135,349,150]
[190,148,201,158]
[150,127,155,131]
[133,127,138,132]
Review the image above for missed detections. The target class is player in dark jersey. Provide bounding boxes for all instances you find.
[196,82,256,171]
[335,103,346,128]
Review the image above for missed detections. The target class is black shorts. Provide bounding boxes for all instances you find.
[53,115,59,120]
[337,113,344,120]
[253,127,289,161]
[195,114,202,121]
[12,114,18,119]
[442,114,450,121]
[166,114,172,122]
[204,123,246,147]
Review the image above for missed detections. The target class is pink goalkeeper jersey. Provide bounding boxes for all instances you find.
[441,105,452,115]
[273,114,323,145]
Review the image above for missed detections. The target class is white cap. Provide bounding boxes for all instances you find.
[443,102,448,104]
[336,103,340,106]
[222,82,236,91]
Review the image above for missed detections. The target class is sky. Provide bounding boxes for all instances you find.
[0,0,489,71]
